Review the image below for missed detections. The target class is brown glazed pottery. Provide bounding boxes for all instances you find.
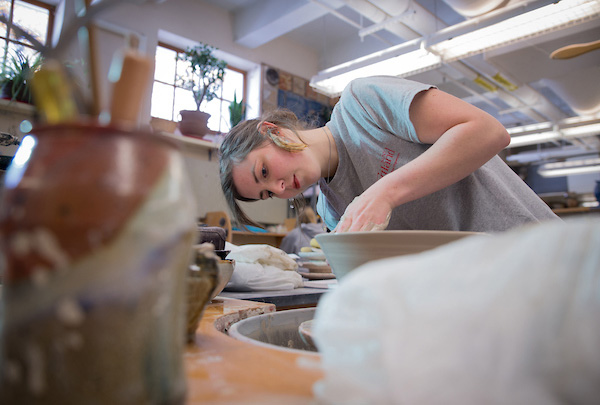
[0,123,197,404]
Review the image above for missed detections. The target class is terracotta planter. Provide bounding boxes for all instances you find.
[0,123,197,404]
[178,110,211,137]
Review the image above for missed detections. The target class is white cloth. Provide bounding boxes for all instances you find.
[312,217,600,404]
[225,244,302,291]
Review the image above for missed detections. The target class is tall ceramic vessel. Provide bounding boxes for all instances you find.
[0,123,197,404]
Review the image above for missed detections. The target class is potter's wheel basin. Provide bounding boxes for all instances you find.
[228,308,317,353]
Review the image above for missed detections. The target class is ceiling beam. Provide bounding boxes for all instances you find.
[233,0,345,48]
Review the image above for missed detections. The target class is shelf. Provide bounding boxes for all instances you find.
[552,206,600,216]
[0,98,36,115]
[231,230,288,248]
[158,131,219,150]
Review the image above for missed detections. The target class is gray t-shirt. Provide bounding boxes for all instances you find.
[317,76,558,233]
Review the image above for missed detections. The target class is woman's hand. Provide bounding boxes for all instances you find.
[334,187,393,233]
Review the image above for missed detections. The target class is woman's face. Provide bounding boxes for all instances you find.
[232,142,320,201]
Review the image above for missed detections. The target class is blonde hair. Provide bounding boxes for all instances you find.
[298,207,317,224]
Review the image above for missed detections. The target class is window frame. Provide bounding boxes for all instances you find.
[0,0,55,63]
[152,41,246,133]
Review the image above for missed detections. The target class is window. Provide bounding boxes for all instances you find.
[151,43,245,133]
[0,0,54,65]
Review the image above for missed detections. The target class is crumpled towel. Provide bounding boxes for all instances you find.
[227,244,298,270]
[225,244,302,291]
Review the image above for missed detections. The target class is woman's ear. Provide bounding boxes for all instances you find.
[257,121,278,135]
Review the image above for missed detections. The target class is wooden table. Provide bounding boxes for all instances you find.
[185,298,323,403]
[231,230,288,248]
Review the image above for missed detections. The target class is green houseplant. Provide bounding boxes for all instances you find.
[228,91,245,129]
[0,50,41,104]
[177,43,227,137]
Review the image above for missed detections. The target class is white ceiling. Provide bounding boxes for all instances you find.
[202,0,600,168]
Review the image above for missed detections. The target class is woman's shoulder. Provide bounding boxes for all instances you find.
[344,76,428,93]
[339,76,433,108]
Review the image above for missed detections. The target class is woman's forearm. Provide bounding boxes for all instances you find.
[371,118,510,208]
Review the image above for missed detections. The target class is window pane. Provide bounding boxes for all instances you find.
[6,41,38,63]
[221,100,232,131]
[222,69,244,102]
[151,82,175,120]
[175,56,192,88]
[154,46,176,84]
[204,98,222,131]
[174,87,196,119]
[12,0,49,46]
[0,0,9,39]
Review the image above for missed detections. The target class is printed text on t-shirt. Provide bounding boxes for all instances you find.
[377,147,399,179]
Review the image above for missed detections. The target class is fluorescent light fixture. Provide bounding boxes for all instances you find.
[310,0,600,97]
[310,47,441,96]
[538,157,600,177]
[561,122,600,137]
[506,118,600,149]
[507,122,553,135]
[430,0,600,61]
[507,131,561,148]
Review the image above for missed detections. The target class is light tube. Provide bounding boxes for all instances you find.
[310,48,441,96]
[507,131,561,148]
[538,165,600,177]
[538,157,600,177]
[561,122,600,137]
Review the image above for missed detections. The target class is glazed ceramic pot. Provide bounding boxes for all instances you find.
[0,123,197,404]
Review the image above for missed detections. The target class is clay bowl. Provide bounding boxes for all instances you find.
[315,230,482,281]
[186,263,218,343]
[211,259,234,300]
[186,259,235,342]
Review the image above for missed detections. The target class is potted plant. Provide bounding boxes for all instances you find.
[0,50,41,104]
[177,43,227,137]
[228,91,245,129]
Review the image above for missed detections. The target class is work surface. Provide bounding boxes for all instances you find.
[185,297,323,404]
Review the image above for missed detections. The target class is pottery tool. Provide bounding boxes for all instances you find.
[30,59,79,123]
[550,39,600,59]
[108,43,153,127]
[85,0,101,116]
[74,0,102,117]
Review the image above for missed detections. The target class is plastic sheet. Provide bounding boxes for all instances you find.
[312,217,600,404]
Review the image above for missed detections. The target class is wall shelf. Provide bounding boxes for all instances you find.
[158,131,218,150]
[157,131,220,160]
[0,98,36,115]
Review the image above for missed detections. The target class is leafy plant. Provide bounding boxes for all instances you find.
[177,43,227,111]
[228,91,245,128]
[0,49,41,104]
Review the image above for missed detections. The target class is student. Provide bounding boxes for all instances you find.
[219,76,558,233]
[279,207,325,254]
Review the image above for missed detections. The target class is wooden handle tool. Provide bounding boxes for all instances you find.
[550,39,600,60]
[30,59,79,124]
[109,50,153,127]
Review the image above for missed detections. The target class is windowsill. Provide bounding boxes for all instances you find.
[157,131,220,158]
[0,98,36,114]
